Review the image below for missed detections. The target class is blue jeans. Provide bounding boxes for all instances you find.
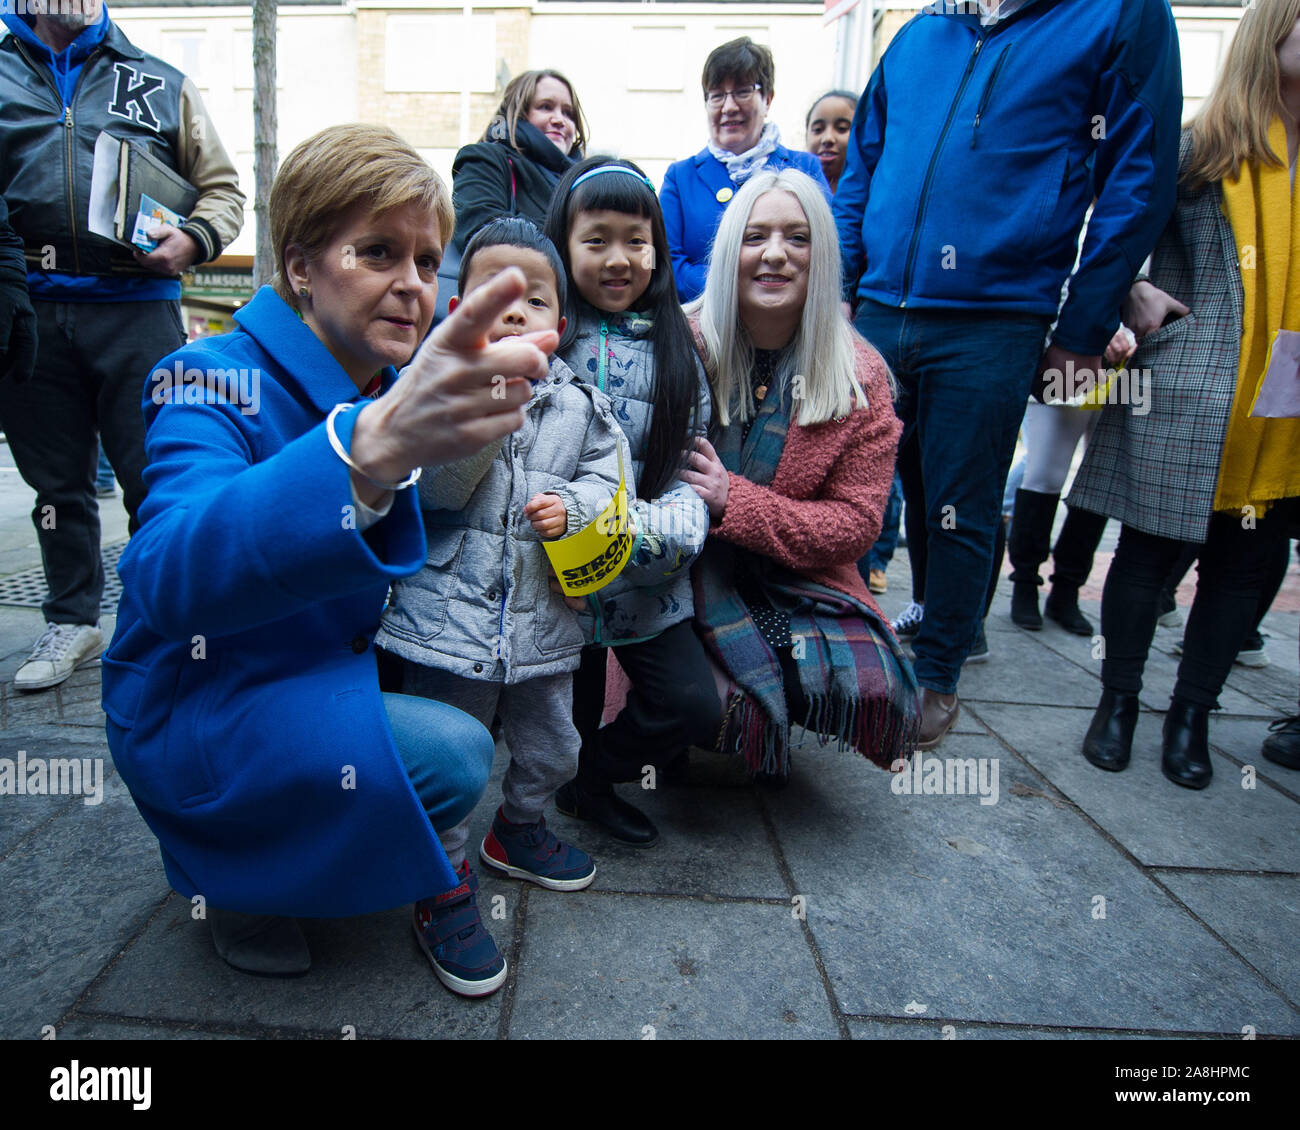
[383,692,494,833]
[854,299,1050,693]
[861,471,904,575]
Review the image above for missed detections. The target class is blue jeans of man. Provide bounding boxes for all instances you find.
[854,299,1050,694]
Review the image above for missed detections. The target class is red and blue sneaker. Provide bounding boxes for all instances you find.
[480,807,596,891]
[412,861,507,997]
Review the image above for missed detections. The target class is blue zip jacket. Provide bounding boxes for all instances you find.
[833,0,1181,355]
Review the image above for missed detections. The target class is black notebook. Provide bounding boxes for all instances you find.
[113,140,198,243]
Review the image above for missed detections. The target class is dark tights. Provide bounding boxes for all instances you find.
[1101,503,1295,708]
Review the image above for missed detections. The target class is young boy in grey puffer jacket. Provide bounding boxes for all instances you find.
[377,221,629,996]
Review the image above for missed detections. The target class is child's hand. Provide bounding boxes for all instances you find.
[1103,325,1137,367]
[546,561,588,612]
[525,492,567,539]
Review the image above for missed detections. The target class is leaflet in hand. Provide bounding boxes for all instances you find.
[542,447,633,597]
[131,194,187,253]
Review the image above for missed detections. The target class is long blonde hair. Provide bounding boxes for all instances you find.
[692,169,867,428]
[1185,0,1300,188]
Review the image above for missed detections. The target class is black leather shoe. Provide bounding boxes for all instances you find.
[555,782,658,846]
[1044,587,1094,636]
[1262,715,1300,770]
[209,909,311,977]
[1162,698,1212,789]
[1010,582,1042,630]
[1082,689,1139,771]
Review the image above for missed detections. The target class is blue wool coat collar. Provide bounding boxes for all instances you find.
[234,286,397,413]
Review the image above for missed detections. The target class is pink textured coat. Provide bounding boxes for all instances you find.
[604,330,902,723]
[705,332,902,625]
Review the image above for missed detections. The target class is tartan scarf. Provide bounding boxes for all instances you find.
[693,368,920,776]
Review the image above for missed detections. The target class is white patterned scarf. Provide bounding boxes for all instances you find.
[707,122,782,186]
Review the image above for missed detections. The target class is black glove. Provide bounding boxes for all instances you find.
[0,289,37,383]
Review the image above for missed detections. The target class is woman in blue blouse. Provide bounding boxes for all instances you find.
[659,36,831,302]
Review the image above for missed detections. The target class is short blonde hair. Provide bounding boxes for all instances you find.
[269,124,453,304]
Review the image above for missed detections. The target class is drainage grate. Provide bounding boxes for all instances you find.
[0,541,126,615]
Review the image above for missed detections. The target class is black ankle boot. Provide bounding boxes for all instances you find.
[1011,581,1042,629]
[1044,585,1094,635]
[209,909,311,976]
[1082,689,1140,771]
[554,781,659,846]
[1161,698,1212,790]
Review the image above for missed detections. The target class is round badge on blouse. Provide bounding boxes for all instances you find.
[716,187,734,203]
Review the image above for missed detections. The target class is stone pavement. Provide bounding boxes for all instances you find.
[0,443,1296,1040]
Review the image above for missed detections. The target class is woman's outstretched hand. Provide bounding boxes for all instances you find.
[682,436,729,522]
[349,268,551,486]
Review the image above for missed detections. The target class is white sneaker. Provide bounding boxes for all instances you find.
[13,623,104,692]
[891,601,925,639]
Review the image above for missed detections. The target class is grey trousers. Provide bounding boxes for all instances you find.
[401,665,579,869]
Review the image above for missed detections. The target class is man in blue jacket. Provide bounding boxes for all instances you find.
[0,1,244,691]
[834,0,1181,748]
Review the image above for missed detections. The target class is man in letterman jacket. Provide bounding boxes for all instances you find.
[0,0,244,690]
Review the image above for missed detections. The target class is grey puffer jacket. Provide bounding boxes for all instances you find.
[560,312,711,645]
[377,357,627,684]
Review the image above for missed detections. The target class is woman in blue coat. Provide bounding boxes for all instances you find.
[101,125,553,997]
[660,36,831,302]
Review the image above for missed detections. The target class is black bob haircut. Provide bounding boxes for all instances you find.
[457,216,567,312]
[544,155,705,504]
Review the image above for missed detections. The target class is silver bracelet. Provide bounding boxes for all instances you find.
[325,403,421,492]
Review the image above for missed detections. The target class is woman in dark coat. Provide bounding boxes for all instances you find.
[103,124,552,997]
[440,70,588,311]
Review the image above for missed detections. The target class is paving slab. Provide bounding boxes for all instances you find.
[79,884,517,1041]
[1222,655,1300,720]
[848,1018,1171,1039]
[951,629,1102,708]
[1154,873,1299,1003]
[765,731,1299,1033]
[1205,716,1300,792]
[56,1017,248,1039]
[972,702,1300,873]
[506,892,839,1039]
[487,726,788,900]
[0,771,169,1037]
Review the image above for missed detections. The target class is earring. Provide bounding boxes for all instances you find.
[298,287,309,298]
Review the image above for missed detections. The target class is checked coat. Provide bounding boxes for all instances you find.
[1068,130,1244,543]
